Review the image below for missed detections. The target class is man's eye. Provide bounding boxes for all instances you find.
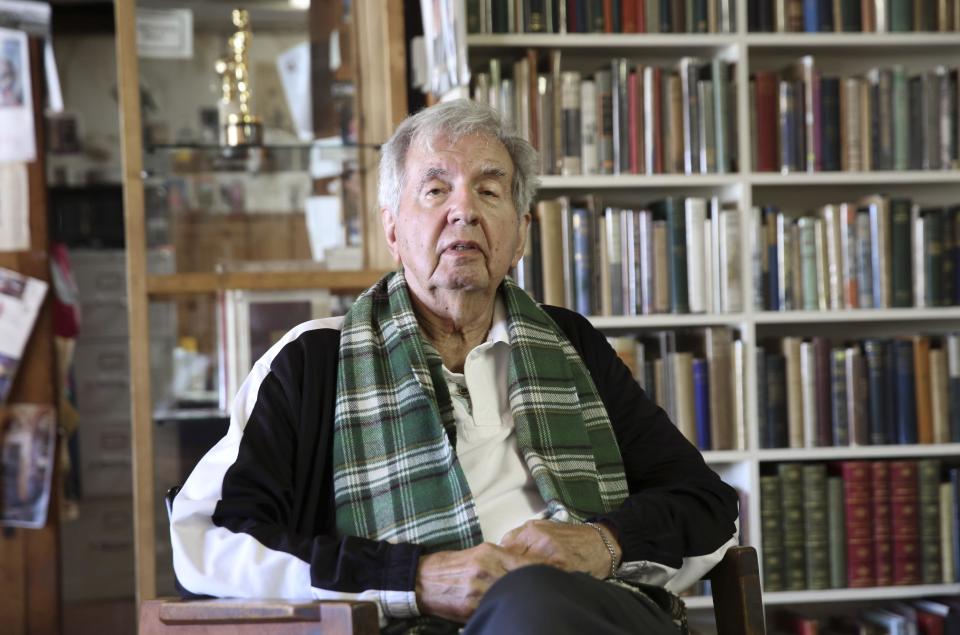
[481,190,498,197]
[426,188,444,197]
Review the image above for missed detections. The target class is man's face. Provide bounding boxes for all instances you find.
[382,133,530,300]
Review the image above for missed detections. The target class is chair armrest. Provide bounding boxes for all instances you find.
[141,598,379,635]
[708,546,766,635]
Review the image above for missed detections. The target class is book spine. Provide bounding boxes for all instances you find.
[719,207,742,313]
[712,58,727,173]
[871,460,893,585]
[638,210,655,314]
[705,326,734,450]
[831,348,849,445]
[765,353,788,448]
[580,80,599,175]
[693,357,711,449]
[894,339,918,444]
[560,72,583,175]
[889,198,914,308]
[537,200,567,307]
[842,460,876,587]
[760,475,785,591]
[918,458,943,584]
[869,197,891,308]
[930,346,950,444]
[595,70,614,174]
[924,208,944,307]
[863,339,889,444]
[890,460,921,585]
[846,345,869,446]
[662,197,689,313]
[800,340,818,447]
[679,57,701,174]
[948,334,960,442]
[570,206,594,315]
[855,209,874,308]
[798,217,819,310]
[814,336,833,447]
[914,335,934,444]
[611,58,630,175]
[820,77,841,171]
[783,337,804,448]
[685,199,707,313]
[755,71,779,172]
[779,463,807,590]
[802,463,830,589]
[941,480,956,582]
[604,208,624,315]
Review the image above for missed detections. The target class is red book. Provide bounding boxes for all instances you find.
[916,611,944,635]
[567,0,579,32]
[636,0,646,32]
[840,461,876,587]
[622,0,637,32]
[754,71,778,172]
[889,460,920,586]
[628,70,640,173]
[603,0,614,32]
[872,461,892,586]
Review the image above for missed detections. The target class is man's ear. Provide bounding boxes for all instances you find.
[381,208,401,264]
[510,212,532,268]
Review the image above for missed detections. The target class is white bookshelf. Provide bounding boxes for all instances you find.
[467,0,960,614]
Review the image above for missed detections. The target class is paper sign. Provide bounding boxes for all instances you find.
[0,27,35,163]
[0,161,28,251]
[136,8,193,59]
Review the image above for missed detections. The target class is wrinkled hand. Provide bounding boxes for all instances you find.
[415,542,538,623]
[499,519,622,580]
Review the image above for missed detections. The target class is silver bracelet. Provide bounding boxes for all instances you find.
[585,522,619,579]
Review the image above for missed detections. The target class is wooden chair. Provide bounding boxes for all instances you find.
[143,490,765,635]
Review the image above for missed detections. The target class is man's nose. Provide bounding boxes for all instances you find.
[446,188,479,225]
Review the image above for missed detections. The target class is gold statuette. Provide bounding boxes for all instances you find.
[215,8,263,146]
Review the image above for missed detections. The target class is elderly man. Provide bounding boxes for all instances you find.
[170,99,739,634]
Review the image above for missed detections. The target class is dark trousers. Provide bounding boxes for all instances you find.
[462,565,680,635]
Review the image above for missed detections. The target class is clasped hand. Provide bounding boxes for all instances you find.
[415,520,621,623]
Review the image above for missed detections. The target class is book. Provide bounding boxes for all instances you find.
[890,460,921,585]
[802,463,830,589]
[765,352,788,448]
[779,462,807,590]
[918,458,943,584]
[914,335,934,444]
[872,460,893,586]
[840,460,876,587]
[761,474,784,591]
[827,475,847,588]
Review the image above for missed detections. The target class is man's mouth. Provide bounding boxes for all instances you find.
[444,241,481,253]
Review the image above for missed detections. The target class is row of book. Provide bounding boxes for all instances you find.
[760,459,957,592]
[607,327,745,450]
[474,54,738,176]
[752,59,960,173]
[758,335,960,450]
[467,0,737,34]
[516,196,743,316]
[754,199,960,312]
[771,602,960,635]
[749,0,960,33]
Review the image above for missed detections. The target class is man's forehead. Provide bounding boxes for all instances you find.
[408,134,513,174]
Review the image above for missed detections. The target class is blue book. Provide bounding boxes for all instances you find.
[817,0,834,31]
[893,339,917,444]
[883,343,898,444]
[692,358,711,450]
[803,0,819,32]
[570,206,593,315]
[755,347,768,447]
[764,207,780,309]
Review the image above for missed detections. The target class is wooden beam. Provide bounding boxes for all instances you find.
[113,0,157,604]
[145,270,390,296]
[354,0,408,271]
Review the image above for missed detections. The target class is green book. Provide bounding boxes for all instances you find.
[779,463,807,590]
[653,197,689,313]
[942,208,955,306]
[889,198,913,308]
[918,459,942,584]
[891,67,909,171]
[827,476,847,588]
[839,0,861,31]
[923,208,944,307]
[889,0,913,31]
[802,464,830,590]
[797,217,819,310]
[760,475,785,591]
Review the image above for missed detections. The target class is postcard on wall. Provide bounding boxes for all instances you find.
[0,27,36,163]
[0,267,47,404]
[1,403,56,528]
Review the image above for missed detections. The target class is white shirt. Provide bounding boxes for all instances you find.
[440,298,548,544]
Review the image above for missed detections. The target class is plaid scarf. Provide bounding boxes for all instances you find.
[332,270,629,551]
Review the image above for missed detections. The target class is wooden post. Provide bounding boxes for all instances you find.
[353,0,408,270]
[0,37,60,635]
[112,0,157,604]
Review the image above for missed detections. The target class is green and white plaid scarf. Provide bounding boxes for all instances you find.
[332,270,629,551]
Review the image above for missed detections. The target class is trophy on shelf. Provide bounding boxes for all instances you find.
[215,8,263,147]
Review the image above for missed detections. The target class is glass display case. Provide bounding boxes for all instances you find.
[110,0,406,600]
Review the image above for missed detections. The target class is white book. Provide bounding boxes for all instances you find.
[638,210,656,314]
[704,218,714,313]
[719,207,742,313]
[672,351,696,444]
[820,204,843,310]
[782,337,804,448]
[846,346,867,445]
[733,338,746,450]
[604,207,623,315]
[621,210,638,315]
[500,79,516,133]
[559,72,582,176]
[800,340,818,448]
[840,203,858,309]
[685,198,708,313]
[855,211,874,308]
[710,197,723,313]
[930,348,950,444]
[914,211,927,308]
[580,80,599,175]
[751,206,765,311]
[776,212,792,310]
[939,482,956,583]
[642,66,657,175]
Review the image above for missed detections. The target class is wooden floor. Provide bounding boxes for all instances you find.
[62,599,136,635]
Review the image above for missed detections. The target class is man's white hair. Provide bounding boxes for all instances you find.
[378,99,541,216]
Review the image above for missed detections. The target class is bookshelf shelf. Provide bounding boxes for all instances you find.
[539,174,740,189]
[589,313,748,329]
[467,33,739,49]
[748,170,960,186]
[753,307,960,324]
[702,450,753,463]
[763,583,960,606]
[744,33,960,49]
[757,444,960,462]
